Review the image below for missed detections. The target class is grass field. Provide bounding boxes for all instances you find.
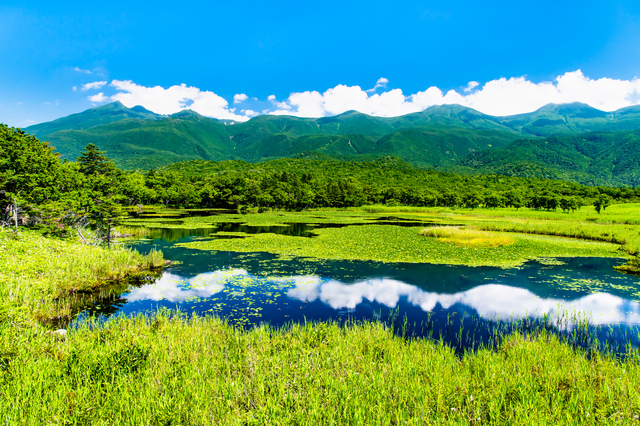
[178,224,621,268]
[2,313,640,425]
[420,226,516,247]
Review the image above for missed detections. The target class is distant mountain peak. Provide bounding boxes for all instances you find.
[24,100,164,139]
[170,109,204,119]
[130,104,159,115]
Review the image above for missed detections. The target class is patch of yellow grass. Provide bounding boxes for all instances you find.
[420,226,515,247]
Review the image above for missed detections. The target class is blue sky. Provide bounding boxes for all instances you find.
[2,0,640,126]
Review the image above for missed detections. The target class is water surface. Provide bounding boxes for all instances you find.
[75,223,640,354]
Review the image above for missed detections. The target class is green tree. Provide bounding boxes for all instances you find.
[77,143,115,176]
[484,193,503,209]
[462,193,482,209]
[504,190,524,210]
[0,125,63,227]
[593,194,612,214]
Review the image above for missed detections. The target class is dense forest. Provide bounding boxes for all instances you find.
[1,124,636,235]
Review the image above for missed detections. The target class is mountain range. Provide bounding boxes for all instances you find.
[22,101,640,186]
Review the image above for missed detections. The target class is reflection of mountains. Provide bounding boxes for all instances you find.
[124,269,640,327]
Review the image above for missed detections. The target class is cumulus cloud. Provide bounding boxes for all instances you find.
[126,269,247,303]
[366,77,389,92]
[233,93,248,104]
[242,109,259,117]
[270,70,640,118]
[81,81,107,91]
[88,92,108,103]
[120,268,640,328]
[284,277,640,327]
[91,80,250,121]
[79,70,640,122]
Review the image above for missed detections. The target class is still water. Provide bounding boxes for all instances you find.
[75,224,640,353]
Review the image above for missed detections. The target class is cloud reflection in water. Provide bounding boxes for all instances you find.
[125,270,640,326]
[126,269,248,302]
[282,276,640,326]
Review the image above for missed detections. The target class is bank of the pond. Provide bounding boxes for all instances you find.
[2,313,640,424]
[0,228,165,324]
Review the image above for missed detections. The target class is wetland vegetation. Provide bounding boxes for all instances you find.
[126,207,632,268]
[4,125,640,423]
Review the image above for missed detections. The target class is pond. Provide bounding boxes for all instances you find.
[74,222,640,355]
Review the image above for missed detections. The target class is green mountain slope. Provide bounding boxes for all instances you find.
[373,126,520,168]
[455,130,640,186]
[391,104,515,132]
[499,103,612,137]
[25,101,163,139]
[20,101,640,180]
[43,111,236,169]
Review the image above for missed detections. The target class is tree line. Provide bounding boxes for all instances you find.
[1,125,634,235]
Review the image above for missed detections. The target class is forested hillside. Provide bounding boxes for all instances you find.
[454,130,640,186]
[3,124,635,227]
[24,102,640,178]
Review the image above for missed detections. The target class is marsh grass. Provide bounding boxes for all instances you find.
[420,226,515,247]
[2,312,640,424]
[3,208,640,423]
[0,228,164,323]
[180,224,620,268]
[114,225,152,239]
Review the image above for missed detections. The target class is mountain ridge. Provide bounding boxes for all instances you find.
[19,101,640,186]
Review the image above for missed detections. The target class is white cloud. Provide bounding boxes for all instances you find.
[102,80,250,122]
[233,93,248,104]
[88,92,108,103]
[120,269,640,329]
[72,86,77,92]
[76,70,640,123]
[269,70,640,118]
[464,81,479,92]
[366,77,389,92]
[81,81,107,91]
[73,67,92,74]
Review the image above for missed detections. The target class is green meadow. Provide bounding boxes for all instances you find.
[178,224,620,268]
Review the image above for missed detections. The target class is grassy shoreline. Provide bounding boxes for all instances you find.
[2,313,640,424]
[0,228,165,325]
